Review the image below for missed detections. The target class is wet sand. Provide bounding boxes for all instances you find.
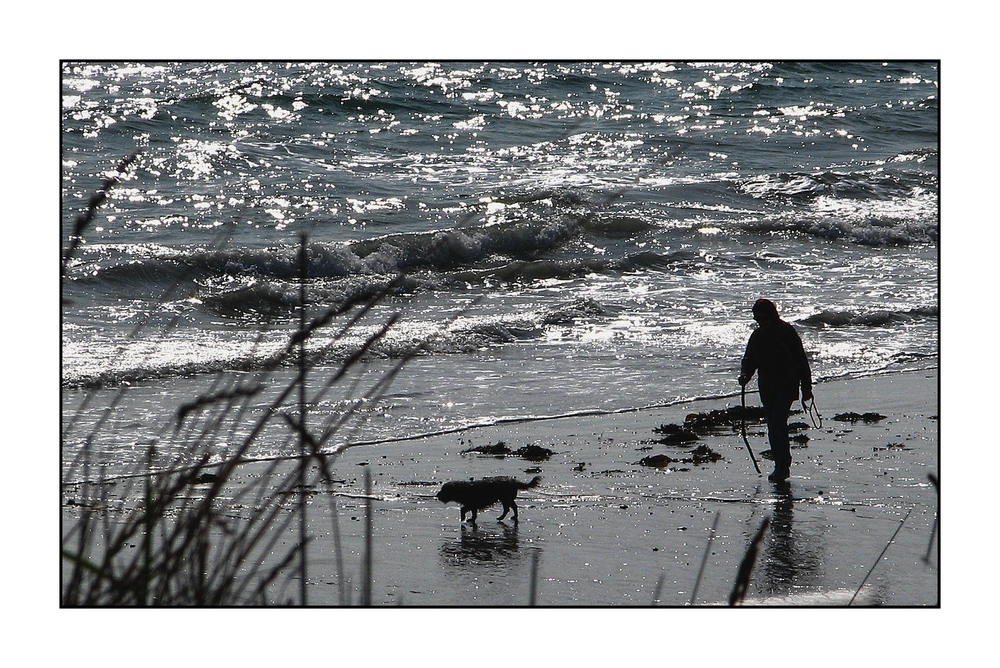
[53,365,981,665]
[215,367,941,607]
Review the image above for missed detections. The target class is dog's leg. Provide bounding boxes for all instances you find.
[511,501,518,523]
[460,506,468,523]
[498,502,510,521]
[469,507,478,525]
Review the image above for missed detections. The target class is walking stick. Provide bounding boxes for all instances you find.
[740,383,762,475]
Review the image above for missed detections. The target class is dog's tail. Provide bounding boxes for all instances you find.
[522,476,542,489]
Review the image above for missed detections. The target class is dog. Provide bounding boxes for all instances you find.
[436,476,541,524]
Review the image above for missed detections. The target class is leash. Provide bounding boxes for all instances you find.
[801,395,823,429]
[740,383,762,475]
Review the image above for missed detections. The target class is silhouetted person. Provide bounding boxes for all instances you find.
[738,299,813,482]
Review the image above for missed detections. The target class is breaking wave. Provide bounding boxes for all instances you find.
[799,306,938,328]
[738,167,938,245]
[61,297,610,388]
[739,168,935,202]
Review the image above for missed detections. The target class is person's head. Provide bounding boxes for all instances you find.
[752,298,779,324]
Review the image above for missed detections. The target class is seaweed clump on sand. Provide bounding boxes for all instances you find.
[638,453,674,468]
[638,444,723,469]
[460,441,554,461]
[833,412,888,423]
[461,441,512,456]
[789,421,811,445]
[513,444,555,461]
[683,406,768,433]
[651,405,771,446]
[690,444,723,465]
[651,423,699,445]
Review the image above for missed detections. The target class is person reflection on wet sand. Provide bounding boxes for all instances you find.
[758,484,822,599]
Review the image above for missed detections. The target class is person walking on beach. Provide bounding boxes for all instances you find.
[738,298,813,483]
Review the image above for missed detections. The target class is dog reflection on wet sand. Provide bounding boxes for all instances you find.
[439,522,520,568]
[436,476,541,525]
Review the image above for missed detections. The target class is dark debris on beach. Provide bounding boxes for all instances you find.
[833,411,888,423]
[650,423,699,445]
[652,404,772,445]
[640,403,822,470]
[684,406,768,432]
[460,440,555,461]
[637,444,724,469]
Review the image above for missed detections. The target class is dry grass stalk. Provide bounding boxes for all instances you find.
[729,516,770,606]
[62,151,140,276]
[690,510,722,605]
[849,508,912,606]
[62,210,417,604]
[528,547,541,606]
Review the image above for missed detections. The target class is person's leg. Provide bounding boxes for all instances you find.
[762,388,795,480]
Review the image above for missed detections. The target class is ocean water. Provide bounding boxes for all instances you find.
[61,61,938,475]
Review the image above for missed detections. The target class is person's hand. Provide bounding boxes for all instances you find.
[802,387,814,402]
[738,374,749,387]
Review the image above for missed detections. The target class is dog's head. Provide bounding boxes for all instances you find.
[436,481,458,504]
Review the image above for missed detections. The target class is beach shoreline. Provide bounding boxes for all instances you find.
[61,365,940,607]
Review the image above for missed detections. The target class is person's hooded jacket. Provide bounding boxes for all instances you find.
[740,299,812,401]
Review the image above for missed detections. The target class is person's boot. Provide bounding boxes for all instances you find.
[768,466,790,482]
